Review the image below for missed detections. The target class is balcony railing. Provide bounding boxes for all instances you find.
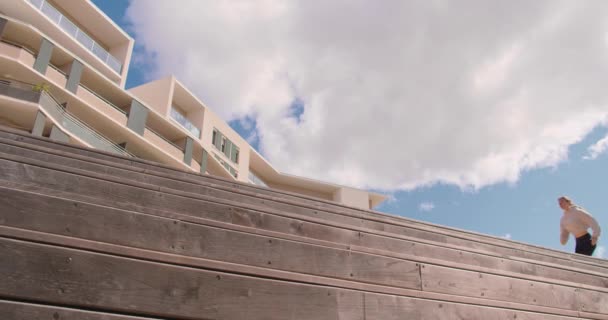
[38,91,132,157]
[27,0,123,74]
[170,106,201,138]
[248,171,268,187]
[80,84,127,115]
[145,126,184,152]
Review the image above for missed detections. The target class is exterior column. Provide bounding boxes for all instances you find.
[65,59,83,93]
[49,125,69,143]
[200,149,208,174]
[126,100,148,135]
[0,17,7,39]
[33,38,54,74]
[31,111,46,136]
[183,136,193,165]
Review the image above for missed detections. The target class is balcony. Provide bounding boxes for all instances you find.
[170,106,201,139]
[27,0,122,74]
[143,127,184,161]
[248,171,267,187]
[77,85,128,127]
[0,79,130,156]
[38,91,131,156]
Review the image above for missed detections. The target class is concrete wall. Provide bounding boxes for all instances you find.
[333,187,371,209]
[128,77,173,115]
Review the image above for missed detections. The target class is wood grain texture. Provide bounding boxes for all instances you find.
[0,237,594,320]
[1,129,607,319]
[0,185,421,290]
[1,170,607,293]
[578,288,608,314]
[1,225,600,319]
[361,293,587,320]
[0,129,603,269]
[420,264,580,310]
[0,300,161,320]
[0,238,355,320]
[0,139,604,273]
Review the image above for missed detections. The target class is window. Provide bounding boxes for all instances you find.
[213,151,238,179]
[224,139,232,158]
[212,128,239,165]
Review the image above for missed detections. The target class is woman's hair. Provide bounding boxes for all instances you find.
[558,196,572,204]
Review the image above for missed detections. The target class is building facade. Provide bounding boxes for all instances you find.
[0,0,385,209]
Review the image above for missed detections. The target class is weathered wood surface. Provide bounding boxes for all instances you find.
[0,237,362,320]
[3,224,595,319]
[1,129,607,319]
[0,153,606,283]
[578,288,608,314]
[0,181,606,295]
[0,236,598,320]
[1,183,607,295]
[0,136,603,271]
[421,264,581,310]
[0,300,162,320]
[0,128,601,268]
[360,294,590,320]
[2,184,608,317]
[0,185,421,290]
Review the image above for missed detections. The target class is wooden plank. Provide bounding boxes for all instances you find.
[0,130,602,269]
[2,182,608,298]
[0,131,600,269]
[0,185,421,290]
[578,288,608,314]
[0,237,358,320]
[0,300,161,320]
[0,235,594,319]
[420,264,581,311]
[3,142,603,273]
[3,225,605,319]
[1,174,607,293]
[361,293,587,320]
[0,148,604,278]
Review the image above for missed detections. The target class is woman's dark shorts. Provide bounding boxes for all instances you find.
[575,233,596,256]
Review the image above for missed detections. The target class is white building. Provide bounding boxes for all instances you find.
[0,0,386,209]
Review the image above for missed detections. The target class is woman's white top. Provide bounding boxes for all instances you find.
[560,205,601,244]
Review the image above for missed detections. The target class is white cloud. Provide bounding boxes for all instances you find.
[383,193,398,204]
[584,133,608,160]
[419,202,435,212]
[596,246,606,259]
[126,1,608,191]
[503,233,512,240]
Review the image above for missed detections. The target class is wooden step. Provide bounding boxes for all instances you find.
[0,300,161,320]
[0,183,422,291]
[0,236,601,320]
[3,184,608,316]
[0,126,598,267]
[0,145,605,276]
[2,164,608,297]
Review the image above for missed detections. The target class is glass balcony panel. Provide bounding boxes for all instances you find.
[92,42,109,62]
[29,0,44,9]
[75,30,94,50]
[170,107,201,138]
[248,171,267,187]
[29,0,123,74]
[58,17,78,38]
[40,1,61,24]
[106,55,122,74]
[39,93,130,156]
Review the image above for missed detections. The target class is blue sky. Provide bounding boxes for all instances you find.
[95,1,608,257]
